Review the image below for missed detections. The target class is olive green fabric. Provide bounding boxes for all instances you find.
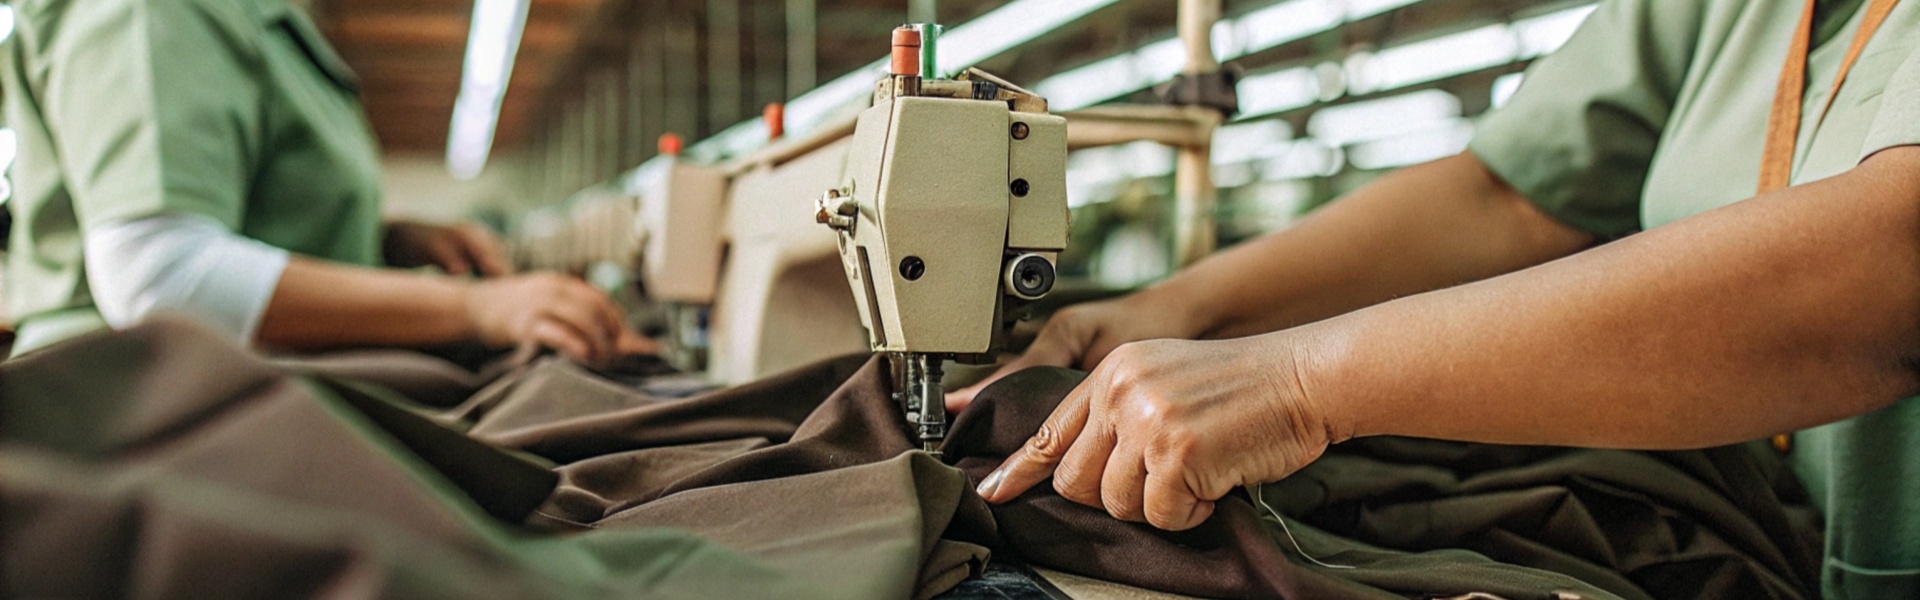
[1,0,384,355]
[1470,0,1920,596]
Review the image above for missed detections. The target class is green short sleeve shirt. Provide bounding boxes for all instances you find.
[1471,0,1920,596]
[2,0,384,353]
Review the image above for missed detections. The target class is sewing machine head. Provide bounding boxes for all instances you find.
[817,24,1070,452]
[630,148,728,371]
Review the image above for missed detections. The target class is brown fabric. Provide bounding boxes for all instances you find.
[1,318,1823,600]
[0,320,927,600]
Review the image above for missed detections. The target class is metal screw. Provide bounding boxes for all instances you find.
[1010,122,1030,140]
[1010,178,1030,197]
[900,256,927,281]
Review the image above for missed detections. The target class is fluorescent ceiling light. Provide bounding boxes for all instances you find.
[1035,54,1137,112]
[1210,19,1245,60]
[1306,89,1461,146]
[1347,24,1517,95]
[782,61,888,136]
[1515,4,1598,58]
[1241,179,1314,222]
[1347,118,1474,170]
[686,0,1124,162]
[1345,3,1594,96]
[446,0,530,180]
[1037,0,1443,112]
[1344,0,1424,20]
[1236,66,1324,119]
[0,127,12,205]
[1259,139,1344,180]
[1038,37,1186,111]
[1212,162,1260,189]
[939,0,1121,77]
[1211,120,1295,165]
[1064,141,1176,207]
[0,128,15,174]
[1235,0,1343,55]
[1491,72,1526,108]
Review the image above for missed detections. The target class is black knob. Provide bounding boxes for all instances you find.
[900,256,927,281]
[1005,254,1055,300]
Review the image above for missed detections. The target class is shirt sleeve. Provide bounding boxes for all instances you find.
[35,0,265,231]
[85,212,289,344]
[1859,46,1920,160]
[1468,0,1707,240]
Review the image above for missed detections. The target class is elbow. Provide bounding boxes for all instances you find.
[84,214,289,344]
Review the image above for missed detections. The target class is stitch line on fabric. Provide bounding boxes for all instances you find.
[535,509,600,529]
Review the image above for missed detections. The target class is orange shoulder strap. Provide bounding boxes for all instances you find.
[1759,0,1902,194]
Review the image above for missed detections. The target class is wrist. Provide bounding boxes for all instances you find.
[1125,282,1217,339]
[445,277,484,343]
[1270,326,1361,446]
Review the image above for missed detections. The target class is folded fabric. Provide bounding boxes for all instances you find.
[0,317,1823,600]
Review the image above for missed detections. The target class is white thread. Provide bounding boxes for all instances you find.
[1250,484,1355,569]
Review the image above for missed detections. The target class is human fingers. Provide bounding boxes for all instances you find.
[528,318,595,363]
[977,381,1095,503]
[1143,459,1215,531]
[427,236,474,276]
[569,282,629,343]
[1099,441,1150,522]
[945,316,1086,412]
[540,299,615,363]
[1051,398,1117,508]
[456,225,515,277]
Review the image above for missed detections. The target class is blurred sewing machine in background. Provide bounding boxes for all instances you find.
[626,136,728,371]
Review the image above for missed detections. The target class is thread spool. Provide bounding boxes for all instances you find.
[891,27,922,77]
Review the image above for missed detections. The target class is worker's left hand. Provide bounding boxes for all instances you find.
[973,333,1342,531]
[384,221,516,277]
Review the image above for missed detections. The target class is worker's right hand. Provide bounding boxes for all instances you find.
[946,290,1210,413]
[463,273,634,366]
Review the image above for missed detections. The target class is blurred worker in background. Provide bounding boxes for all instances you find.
[959,0,1920,596]
[2,0,642,364]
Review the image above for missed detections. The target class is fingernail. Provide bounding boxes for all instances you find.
[976,468,1007,499]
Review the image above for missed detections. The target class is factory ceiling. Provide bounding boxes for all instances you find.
[311,0,597,153]
[312,0,1565,168]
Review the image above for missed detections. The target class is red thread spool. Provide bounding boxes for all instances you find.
[890,27,921,77]
[765,103,785,139]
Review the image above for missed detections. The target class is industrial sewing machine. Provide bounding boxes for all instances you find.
[629,147,728,371]
[817,24,1070,452]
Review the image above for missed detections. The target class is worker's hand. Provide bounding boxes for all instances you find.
[463,273,633,365]
[972,334,1340,531]
[946,291,1209,413]
[384,220,515,278]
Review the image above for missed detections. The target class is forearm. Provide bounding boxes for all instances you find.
[1144,152,1592,340]
[256,257,475,351]
[1309,148,1920,449]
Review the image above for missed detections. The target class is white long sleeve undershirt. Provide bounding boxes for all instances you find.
[84,213,290,345]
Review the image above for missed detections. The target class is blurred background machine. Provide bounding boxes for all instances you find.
[818,24,1070,450]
